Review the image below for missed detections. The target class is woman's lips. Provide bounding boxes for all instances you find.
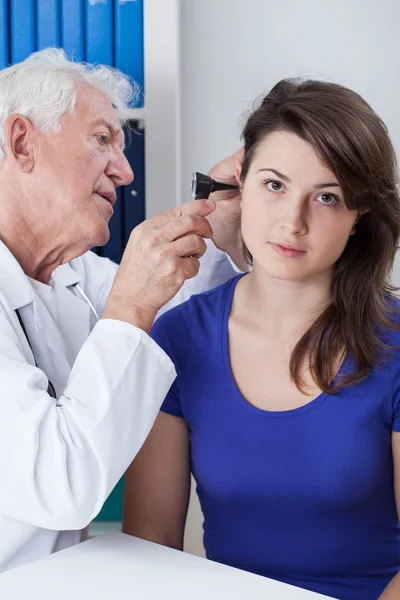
[270,243,307,258]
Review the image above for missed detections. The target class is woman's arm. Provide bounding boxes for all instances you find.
[122,411,191,551]
[378,432,400,599]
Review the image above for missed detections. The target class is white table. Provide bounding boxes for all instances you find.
[0,532,334,599]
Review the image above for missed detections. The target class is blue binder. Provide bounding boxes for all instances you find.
[10,0,36,64]
[101,186,124,264]
[37,0,61,50]
[0,0,9,68]
[123,125,145,246]
[87,0,119,266]
[101,124,146,264]
[85,0,113,65]
[60,0,85,61]
[114,0,144,106]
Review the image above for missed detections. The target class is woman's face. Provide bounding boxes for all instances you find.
[239,131,359,285]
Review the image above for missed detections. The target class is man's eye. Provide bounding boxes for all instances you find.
[265,179,283,192]
[97,134,110,145]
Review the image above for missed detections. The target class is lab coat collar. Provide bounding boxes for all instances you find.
[51,262,82,289]
[0,240,33,310]
[0,239,82,310]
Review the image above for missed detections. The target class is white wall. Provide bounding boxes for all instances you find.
[144,0,181,217]
[179,0,400,557]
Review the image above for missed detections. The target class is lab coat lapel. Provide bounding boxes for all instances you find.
[30,292,71,368]
[31,262,90,368]
[0,240,92,367]
[55,284,92,362]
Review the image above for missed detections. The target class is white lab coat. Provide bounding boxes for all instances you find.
[0,238,239,573]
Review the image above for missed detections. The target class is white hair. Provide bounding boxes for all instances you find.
[0,47,140,163]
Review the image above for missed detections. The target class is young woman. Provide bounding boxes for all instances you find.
[122,79,400,600]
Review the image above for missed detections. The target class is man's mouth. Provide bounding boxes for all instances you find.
[95,191,116,206]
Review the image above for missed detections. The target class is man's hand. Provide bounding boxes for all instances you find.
[103,199,215,333]
[207,148,248,272]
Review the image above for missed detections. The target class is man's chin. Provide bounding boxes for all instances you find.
[97,229,111,248]
[90,220,111,250]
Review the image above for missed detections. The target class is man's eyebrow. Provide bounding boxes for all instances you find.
[257,168,341,189]
[93,117,125,150]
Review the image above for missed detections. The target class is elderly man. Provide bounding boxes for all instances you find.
[0,48,243,572]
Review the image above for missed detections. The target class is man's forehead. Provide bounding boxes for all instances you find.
[93,115,124,136]
[76,85,123,131]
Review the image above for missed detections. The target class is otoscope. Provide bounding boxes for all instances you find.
[191,172,239,200]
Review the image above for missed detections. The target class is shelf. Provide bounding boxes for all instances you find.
[126,107,145,121]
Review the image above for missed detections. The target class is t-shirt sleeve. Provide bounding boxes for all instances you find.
[392,393,400,432]
[150,310,184,419]
[389,344,400,432]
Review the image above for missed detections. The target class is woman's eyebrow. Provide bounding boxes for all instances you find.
[313,182,341,189]
[257,168,291,182]
[257,168,341,189]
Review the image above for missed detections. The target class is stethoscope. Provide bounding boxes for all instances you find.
[15,284,99,399]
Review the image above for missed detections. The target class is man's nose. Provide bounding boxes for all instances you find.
[106,150,134,187]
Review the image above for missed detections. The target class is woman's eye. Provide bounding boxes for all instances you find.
[97,134,110,145]
[265,180,283,192]
[316,193,339,206]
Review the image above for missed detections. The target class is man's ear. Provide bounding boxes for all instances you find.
[3,115,35,173]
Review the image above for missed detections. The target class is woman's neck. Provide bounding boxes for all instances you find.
[235,266,332,339]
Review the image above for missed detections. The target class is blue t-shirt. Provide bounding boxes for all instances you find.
[151,274,400,600]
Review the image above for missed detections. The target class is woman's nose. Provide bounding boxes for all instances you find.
[280,198,308,235]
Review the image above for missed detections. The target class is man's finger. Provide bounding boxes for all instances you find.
[161,214,213,243]
[180,256,201,280]
[233,146,245,163]
[140,199,216,233]
[208,153,240,186]
[179,199,216,217]
[172,234,207,259]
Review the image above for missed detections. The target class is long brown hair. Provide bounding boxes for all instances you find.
[241,79,400,393]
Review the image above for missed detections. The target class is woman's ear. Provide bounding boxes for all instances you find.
[235,164,242,185]
[234,165,243,210]
[356,208,370,223]
[234,146,244,186]
[351,209,370,235]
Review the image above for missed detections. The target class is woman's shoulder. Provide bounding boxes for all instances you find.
[150,275,240,356]
[382,295,400,345]
[375,297,400,378]
[152,275,239,330]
